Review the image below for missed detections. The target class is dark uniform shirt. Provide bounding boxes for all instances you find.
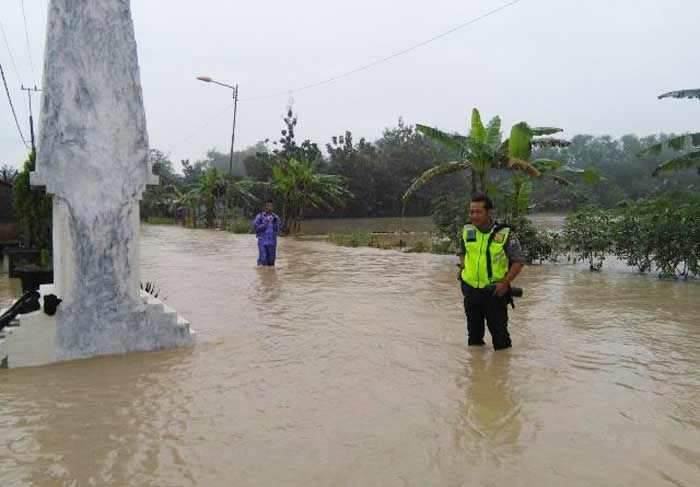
[458,222,526,266]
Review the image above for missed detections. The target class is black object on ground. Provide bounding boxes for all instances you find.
[140,281,160,298]
[0,290,40,331]
[43,294,62,316]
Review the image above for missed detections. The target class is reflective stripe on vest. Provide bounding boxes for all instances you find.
[461,224,510,288]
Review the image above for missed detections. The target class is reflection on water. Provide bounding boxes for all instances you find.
[0,224,698,486]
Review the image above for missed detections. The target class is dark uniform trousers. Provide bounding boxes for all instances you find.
[460,280,512,350]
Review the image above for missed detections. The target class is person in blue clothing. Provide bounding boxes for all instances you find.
[253,199,282,266]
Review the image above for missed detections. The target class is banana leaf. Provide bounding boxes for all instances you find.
[530,127,563,136]
[653,150,700,176]
[658,89,700,100]
[485,116,502,148]
[506,157,541,177]
[402,161,472,203]
[638,132,700,157]
[531,137,571,148]
[470,108,487,142]
[416,124,466,153]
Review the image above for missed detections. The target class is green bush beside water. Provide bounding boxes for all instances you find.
[562,194,700,278]
[514,218,561,264]
[146,217,176,225]
[329,193,700,280]
[226,218,253,234]
[328,231,444,253]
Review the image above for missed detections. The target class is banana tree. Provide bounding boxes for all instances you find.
[164,184,200,227]
[188,167,230,227]
[402,108,570,205]
[272,158,351,234]
[499,123,599,221]
[639,89,700,176]
[224,177,261,210]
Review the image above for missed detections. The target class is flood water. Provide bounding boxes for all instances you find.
[1,224,699,486]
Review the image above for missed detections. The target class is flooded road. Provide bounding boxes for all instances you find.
[1,224,699,486]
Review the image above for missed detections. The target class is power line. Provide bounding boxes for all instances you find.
[1,18,30,122]
[240,0,524,102]
[0,62,30,149]
[19,0,36,84]
[177,0,523,151]
[174,102,235,150]
[0,20,23,85]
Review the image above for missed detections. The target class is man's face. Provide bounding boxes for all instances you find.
[264,202,273,213]
[469,201,489,228]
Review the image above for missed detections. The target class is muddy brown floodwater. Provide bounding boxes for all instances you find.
[1,224,699,486]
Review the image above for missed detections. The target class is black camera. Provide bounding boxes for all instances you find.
[485,284,524,298]
[510,286,523,298]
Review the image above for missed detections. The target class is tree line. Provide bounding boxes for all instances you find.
[141,110,465,232]
[141,107,698,234]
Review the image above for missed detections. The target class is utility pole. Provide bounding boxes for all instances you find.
[21,85,41,152]
[229,85,239,176]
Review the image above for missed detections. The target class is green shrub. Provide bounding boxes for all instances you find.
[11,151,51,249]
[39,248,51,269]
[226,218,253,234]
[407,240,428,253]
[431,194,466,245]
[431,239,454,255]
[328,232,373,248]
[146,216,175,225]
[560,196,700,278]
[514,218,561,264]
[612,195,700,279]
[563,206,614,271]
[614,203,653,273]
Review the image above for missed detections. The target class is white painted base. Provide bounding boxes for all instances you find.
[0,285,194,369]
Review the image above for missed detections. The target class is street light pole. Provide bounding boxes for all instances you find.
[196,76,239,176]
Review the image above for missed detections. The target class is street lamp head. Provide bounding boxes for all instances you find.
[196,76,212,82]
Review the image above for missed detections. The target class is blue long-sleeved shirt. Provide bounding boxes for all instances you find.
[253,212,281,245]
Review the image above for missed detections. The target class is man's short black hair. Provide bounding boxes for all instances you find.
[471,192,493,210]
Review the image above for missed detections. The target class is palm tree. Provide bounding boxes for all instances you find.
[402,108,569,204]
[639,89,700,176]
[272,158,351,234]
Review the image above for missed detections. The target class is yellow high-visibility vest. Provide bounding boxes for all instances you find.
[461,224,510,288]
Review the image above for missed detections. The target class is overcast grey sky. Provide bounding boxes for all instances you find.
[1,0,699,170]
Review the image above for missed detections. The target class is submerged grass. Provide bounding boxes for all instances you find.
[328,231,454,254]
[226,218,253,234]
[145,217,175,225]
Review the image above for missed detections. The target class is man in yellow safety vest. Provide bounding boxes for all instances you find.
[457,192,525,350]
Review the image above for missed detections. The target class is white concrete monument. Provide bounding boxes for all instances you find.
[0,0,193,368]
